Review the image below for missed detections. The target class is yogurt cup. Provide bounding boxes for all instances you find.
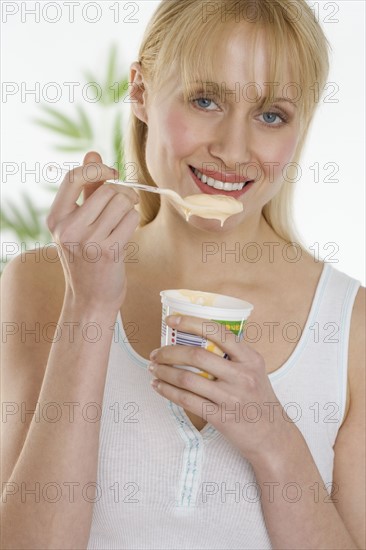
[160,289,254,380]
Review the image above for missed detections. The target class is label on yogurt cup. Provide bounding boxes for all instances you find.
[161,306,247,380]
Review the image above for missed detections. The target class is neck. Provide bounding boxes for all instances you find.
[135,199,289,288]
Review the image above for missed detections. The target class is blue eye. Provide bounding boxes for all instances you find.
[260,112,286,125]
[192,97,219,110]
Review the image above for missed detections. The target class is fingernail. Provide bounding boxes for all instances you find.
[150,349,159,360]
[166,315,181,326]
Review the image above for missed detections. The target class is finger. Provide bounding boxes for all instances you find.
[75,183,139,226]
[164,314,252,364]
[82,151,109,202]
[88,192,138,240]
[104,183,140,205]
[149,361,222,403]
[50,152,115,219]
[150,377,219,423]
[84,150,102,165]
[152,343,232,382]
[104,206,140,248]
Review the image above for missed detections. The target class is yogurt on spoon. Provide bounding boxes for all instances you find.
[177,193,243,226]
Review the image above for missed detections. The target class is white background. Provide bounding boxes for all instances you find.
[1,1,365,284]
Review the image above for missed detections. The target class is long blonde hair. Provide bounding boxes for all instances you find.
[125,0,330,245]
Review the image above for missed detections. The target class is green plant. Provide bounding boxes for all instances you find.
[1,43,130,273]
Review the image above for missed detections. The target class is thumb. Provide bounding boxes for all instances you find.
[83,150,102,166]
[81,150,109,202]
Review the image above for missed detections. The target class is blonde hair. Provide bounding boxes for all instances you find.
[125,0,330,245]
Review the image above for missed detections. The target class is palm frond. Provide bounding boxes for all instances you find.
[113,112,124,177]
[1,195,43,240]
[1,45,133,276]
[76,105,93,139]
[0,191,52,272]
[115,77,130,104]
[105,44,118,104]
[22,192,42,235]
[33,106,84,138]
[54,143,91,152]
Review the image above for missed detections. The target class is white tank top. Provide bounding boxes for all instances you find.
[87,263,360,550]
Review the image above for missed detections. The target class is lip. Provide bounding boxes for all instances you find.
[189,166,254,198]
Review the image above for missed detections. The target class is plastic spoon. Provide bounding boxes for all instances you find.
[47,166,243,226]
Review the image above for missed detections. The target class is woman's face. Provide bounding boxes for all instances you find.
[135,23,301,231]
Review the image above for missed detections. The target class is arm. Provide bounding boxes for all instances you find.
[1,151,140,549]
[1,252,119,550]
[250,286,365,550]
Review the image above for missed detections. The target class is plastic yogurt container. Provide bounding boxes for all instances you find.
[160,289,254,380]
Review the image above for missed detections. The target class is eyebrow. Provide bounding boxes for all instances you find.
[186,81,298,108]
[186,80,297,108]
[269,97,298,109]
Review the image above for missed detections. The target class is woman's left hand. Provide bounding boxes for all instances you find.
[149,314,295,463]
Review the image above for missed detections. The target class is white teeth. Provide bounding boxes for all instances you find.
[193,167,245,191]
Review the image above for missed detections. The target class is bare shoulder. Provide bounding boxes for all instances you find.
[345,284,365,418]
[348,285,365,376]
[1,244,66,380]
[332,285,365,550]
[1,246,65,483]
[1,245,65,317]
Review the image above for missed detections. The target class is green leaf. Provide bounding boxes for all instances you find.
[54,143,90,152]
[104,45,130,105]
[105,44,117,94]
[112,76,130,104]
[1,191,52,273]
[34,106,84,137]
[0,188,52,244]
[21,192,41,234]
[1,202,35,240]
[83,70,98,85]
[33,118,82,139]
[76,105,93,140]
[113,112,123,153]
[21,44,131,238]
[112,112,125,178]
[83,70,105,105]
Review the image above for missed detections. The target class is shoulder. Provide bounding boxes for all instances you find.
[1,245,65,322]
[349,284,365,336]
[348,285,365,391]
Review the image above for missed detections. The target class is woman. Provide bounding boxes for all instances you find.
[1,1,364,549]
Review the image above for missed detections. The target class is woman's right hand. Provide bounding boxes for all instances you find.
[46,151,140,311]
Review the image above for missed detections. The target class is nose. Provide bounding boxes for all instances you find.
[208,112,252,173]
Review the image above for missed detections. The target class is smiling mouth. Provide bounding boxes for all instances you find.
[189,165,254,197]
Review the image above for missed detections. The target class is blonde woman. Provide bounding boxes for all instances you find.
[1,1,364,549]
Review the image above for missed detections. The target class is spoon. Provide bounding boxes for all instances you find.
[47,166,243,226]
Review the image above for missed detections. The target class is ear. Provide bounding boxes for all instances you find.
[129,61,149,124]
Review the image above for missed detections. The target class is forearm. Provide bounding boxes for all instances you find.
[250,424,358,550]
[1,295,118,550]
